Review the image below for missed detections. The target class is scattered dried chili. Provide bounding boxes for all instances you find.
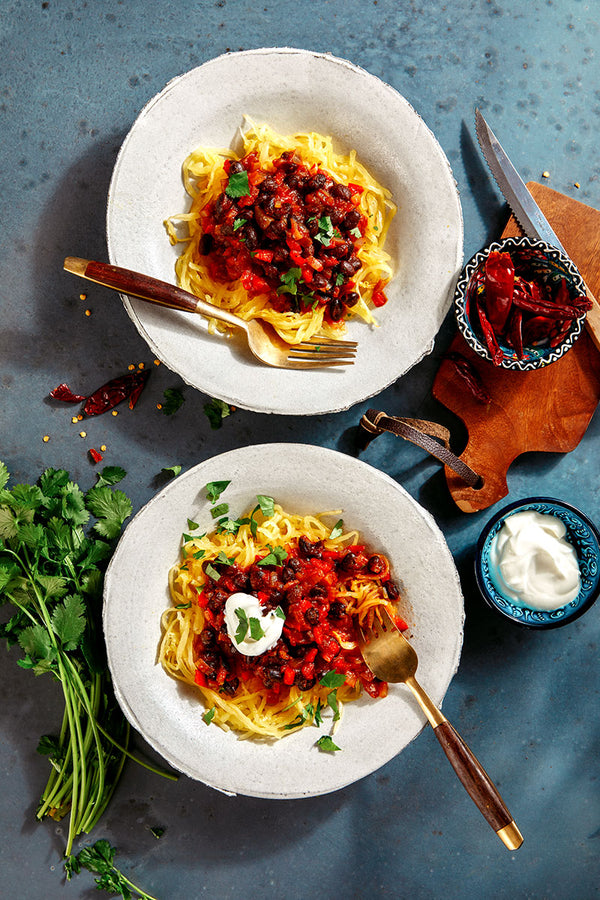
[445,352,491,403]
[49,369,150,417]
[88,448,103,463]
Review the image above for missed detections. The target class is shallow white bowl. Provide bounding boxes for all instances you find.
[106,47,463,416]
[103,444,464,798]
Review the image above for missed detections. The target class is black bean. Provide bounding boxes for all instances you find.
[220,677,240,697]
[367,554,387,575]
[328,600,346,620]
[241,224,258,249]
[305,606,320,625]
[307,217,320,236]
[330,183,352,201]
[266,220,285,240]
[329,298,345,322]
[260,175,278,193]
[229,161,244,174]
[296,675,316,691]
[385,580,400,601]
[343,209,361,230]
[338,260,355,278]
[330,240,352,260]
[347,255,361,272]
[286,173,307,191]
[266,664,283,681]
[200,627,216,647]
[298,536,323,558]
[344,291,360,307]
[306,173,330,191]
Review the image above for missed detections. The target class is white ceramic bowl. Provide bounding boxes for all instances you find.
[103,443,464,798]
[106,48,463,415]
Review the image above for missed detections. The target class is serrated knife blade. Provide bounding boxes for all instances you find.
[474,109,567,254]
[474,108,600,352]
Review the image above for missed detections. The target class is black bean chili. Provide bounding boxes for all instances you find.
[198,151,388,324]
[192,538,406,702]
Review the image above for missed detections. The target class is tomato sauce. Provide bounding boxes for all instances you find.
[192,536,405,702]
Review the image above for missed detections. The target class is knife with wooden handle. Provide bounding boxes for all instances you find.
[475,108,600,353]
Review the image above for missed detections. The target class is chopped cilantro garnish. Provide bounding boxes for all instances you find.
[258,544,288,566]
[210,502,229,519]
[327,689,341,722]
[175,601,192,610]
[225,170,250,198]
[319,671,346,688]
[202,706,216,725]
[193,548,205,560]
[161,387,185,416]
[204,398,232,429]
[215,550,235,566]
[204,562,221,581]
[249,616,265,641]
[329,519,344,540]
[316,735,341,752]
[277,267,302,296]
[257,495,275,517]
[161,465,181,479]
[187,518,200,531]
[234,607,249,643]
[350,226,362,238]
[233,217,247,231]
[274,605,286,620]
[205,481,231,502]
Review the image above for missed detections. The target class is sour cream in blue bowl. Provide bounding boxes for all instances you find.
[475,498,600,628]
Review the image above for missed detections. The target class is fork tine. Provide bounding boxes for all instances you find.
[300,338,358,349]
[286,358,354,368]
[288,347,356,360]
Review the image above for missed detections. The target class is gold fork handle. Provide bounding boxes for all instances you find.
[405,676,523,850]
[63,257,247,332]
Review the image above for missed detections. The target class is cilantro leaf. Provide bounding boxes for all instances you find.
[0,461,9,492]
[85,486,132,539]
[205,481,231,503]
[94,466,127,488]
[234,607,249,643]
[187,518,200,531]
[18,623,55,663]
[215,516,249,535]
[329,519,344,540]
[257,495,275,517]
[274,605,286,620]
[51,594,86,651]
[225,170,250,198]
[210,502,229,519]
[319,671,346,688]
[204,562,221,581]
[277,267,302,296]
[233,217,247,231]
[257,545,288,567]
[202,706,216,725]
[316,735,341,752]
[38,467,69,498]
[161,387,185,416]
[161,465,182,480]
[327,689,341,722]
[249,617,265,640]
[204,398,232,429]
[215,550,235,565]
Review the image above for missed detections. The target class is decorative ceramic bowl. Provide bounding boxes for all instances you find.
[454,236,587,371]
[475,497,600,628]
[107,47,463,415]
[104,443,464,797]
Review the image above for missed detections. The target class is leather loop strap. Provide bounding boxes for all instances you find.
[359,409,482,489]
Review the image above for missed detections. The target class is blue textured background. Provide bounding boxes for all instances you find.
[1,1,599,897]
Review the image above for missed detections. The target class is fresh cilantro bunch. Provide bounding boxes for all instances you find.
[0,461,174,861]
[66,839,159,900]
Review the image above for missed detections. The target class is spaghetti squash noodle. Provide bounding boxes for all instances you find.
[160,496,406,740]
[164,121,396,344]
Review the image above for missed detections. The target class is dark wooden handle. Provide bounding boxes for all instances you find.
[434,720,514,832]
[81,259,200,313]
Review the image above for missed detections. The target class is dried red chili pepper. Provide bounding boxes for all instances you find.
[484,251,514,332]
[49,383,87,403]
[83,370,150,416]
[49,369,150,417]
[521,315,556,346]
[88,448,104,463]
[476,292,504,366]
[445,352,491,403]
[508,308,524,359]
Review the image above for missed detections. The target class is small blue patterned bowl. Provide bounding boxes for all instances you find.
[475,497,600,628]
[454,236,587,371]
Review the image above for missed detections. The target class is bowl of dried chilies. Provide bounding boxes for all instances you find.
[454,236,589,371]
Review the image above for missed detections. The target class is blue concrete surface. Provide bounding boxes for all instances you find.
[1,1,599,897]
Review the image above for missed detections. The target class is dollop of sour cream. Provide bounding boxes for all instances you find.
[224,592,285,657]
[488,510,580,611]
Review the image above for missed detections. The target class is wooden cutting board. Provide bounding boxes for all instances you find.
[432,182,600,512]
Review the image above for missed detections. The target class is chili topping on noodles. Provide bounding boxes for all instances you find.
[193,535,406,703]
[197,150,389,326]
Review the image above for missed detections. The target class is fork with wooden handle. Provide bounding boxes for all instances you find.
[63,257,357,369]
[358,610,523,850]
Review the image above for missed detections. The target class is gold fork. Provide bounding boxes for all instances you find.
[358,610,523,850]
[64,258,357,369]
